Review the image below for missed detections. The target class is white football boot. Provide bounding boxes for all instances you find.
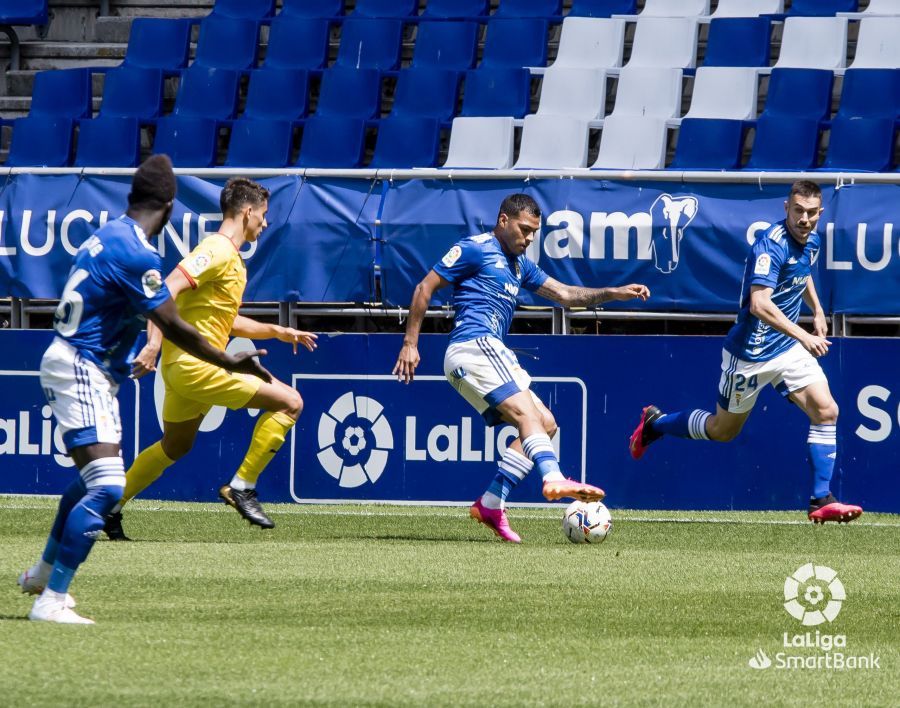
[28,594,94,625]
[18,567,77,608]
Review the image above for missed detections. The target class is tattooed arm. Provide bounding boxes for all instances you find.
[534,277,651,308]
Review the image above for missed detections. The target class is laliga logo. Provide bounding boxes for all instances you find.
[316,392,394,489]
[649,194,698,274]
[783,563,845,626]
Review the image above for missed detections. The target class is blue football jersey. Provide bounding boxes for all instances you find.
[723,220,820,362]
[53,216,171,382]
[432,233,549,345]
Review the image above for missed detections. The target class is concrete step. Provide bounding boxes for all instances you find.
[0,96,103,119]
[4,69,106,98]
[0,42,125,71]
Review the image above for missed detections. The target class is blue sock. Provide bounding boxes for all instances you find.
[808,424,837,499]
[42,477,87,566]
[484,448,534,505]
[521,433,562,480]
[652,410,711,440]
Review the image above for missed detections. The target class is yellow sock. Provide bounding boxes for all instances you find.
[122,441,175,504]
[235,411,296,486]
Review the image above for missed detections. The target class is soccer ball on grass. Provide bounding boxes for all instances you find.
[562,500,612,544]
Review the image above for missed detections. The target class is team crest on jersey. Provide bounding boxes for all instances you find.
[141,269,163,298]
[442,245,462,267]
[754,253,772,276]
[514,262,521,279]
[649,194,699,274]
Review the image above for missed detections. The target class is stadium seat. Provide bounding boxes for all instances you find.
[370,117,441,168]
[210,0,276,20]
[122,18,191,71]
[443,117,515,169]
[351,0,418,18]
[420,0,489,19]
[0,0,47,23]
[773,17,848,70]
[296,116,366,167]
[551,17,625,70]
[99,67,164,121]
[30,68,92,120]
[536,68,607,120]
[745,115,820,169]
[480,19,549,70]
[390,69,460,121]
[821,117,896,171]
[493,0,563,18]
[684,67,758,120]
[636,0,709,17]
[514,115,589,169]
[710,0,783,17]
[836,69,900,119]
[670,118,745,169]
[315,68,381,119]
[74,117,141,168]
[263,16,330,71]
[243,68,309,120]
[153,116,219,168]
[763,68,833,120]
[194,17,259,71]
[610,67,683,119]
[849,18,900,69]
[280,0,343,18]
[787,0,857,16]
[172,67,240,121]
[460,68,531,118]
[626,18,699,69]
[703,18,771,68]
[569,0,637,17]
[591,115,667,169]
[852,0,900,16]
[411,21,478,72]
[336,18,402,71]
[7,116,73,167]
[225,119,294,168]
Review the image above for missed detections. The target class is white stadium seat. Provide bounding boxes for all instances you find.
[514,115,589,169]
[849,17,900,68]
[551,17,625,70]
[710,0,784,17]
[592,115,668,169]
[443,117,515,169]
[639,0,710,18]
[536,67,607,120]
[773,17,848,70]
[627,17,699,69]
[610,67,683,120]
[683,67,759,120]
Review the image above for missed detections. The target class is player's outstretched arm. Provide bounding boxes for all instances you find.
[535,278,650,308]
[749,285,830,357]
[230,315,318,355]
[393,270,449,384]
[148,299,272,382]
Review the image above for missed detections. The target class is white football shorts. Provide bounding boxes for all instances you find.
[39,337,122,451]
[718,342,827,414]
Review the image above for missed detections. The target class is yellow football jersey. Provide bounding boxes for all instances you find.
[161,233,246,364]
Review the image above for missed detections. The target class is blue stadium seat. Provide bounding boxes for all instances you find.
[391,68,459,121]
[480,19,548,69]
[173,67,240,121]
[123,18,191,71]
[263,16,329,71]
[280,0,343,18]
[411,21,478,71]
[153,116,219,167]
[670,118,745,169]
[75,117,141,167]
[315,68,381,119]
[351,0,418,18]
[787,0,857,16]
[746,115,820,170]
[703,18,771,68]
[99,67,164,121]
[194,17,259,71]
[226,119,294,167]
[370,117,441,168]
[30,68,92,119]
[460,68,531,118]
[7,116,72,167]
[568,0,637,16]
[210,0,275,20]
[296,116,366,167]
[420,0,488,19]
[0,0,48,23]
[836,69,900,119]
[822,117,896,171]
[494,0,563,18]
[764,69,833,120]
[336,18,402,70]
[243,68,309,120]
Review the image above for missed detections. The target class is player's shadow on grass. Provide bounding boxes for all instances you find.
[362,533,499,543]
[0,614,29,621]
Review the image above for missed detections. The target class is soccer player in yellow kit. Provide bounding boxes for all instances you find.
[105,177,317,536]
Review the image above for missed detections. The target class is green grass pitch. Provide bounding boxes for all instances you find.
[1,497,898,707]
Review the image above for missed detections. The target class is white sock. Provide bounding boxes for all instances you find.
[229,474,253,491]
[480,492,503,510]
[40,588,67,603]
[542,471,565,483]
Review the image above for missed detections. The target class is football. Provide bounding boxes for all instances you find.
[562,500,613,544]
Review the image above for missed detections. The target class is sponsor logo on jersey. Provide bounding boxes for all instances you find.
[141,269,163,298]
[441,245,462,268]
[754,253,772,276]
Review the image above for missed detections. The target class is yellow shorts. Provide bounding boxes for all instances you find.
[161,353,262,423]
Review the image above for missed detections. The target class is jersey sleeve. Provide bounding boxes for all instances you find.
[177,237,229,289]
[432,240,481,283]
[748,236,786,289]
[520,257,549,292]
[117,249,171,314]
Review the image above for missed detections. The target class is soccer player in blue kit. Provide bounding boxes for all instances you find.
[393,194,650,542]
[629,180,863,524]
[17,155,271,623]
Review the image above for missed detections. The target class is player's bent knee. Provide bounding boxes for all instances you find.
[812,401,839,425]
[161,437,194,461]
[542,412,558,437]
[283,390,303,420]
